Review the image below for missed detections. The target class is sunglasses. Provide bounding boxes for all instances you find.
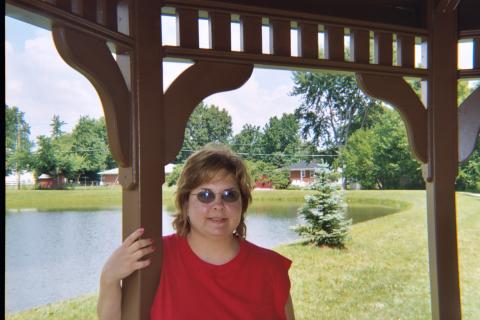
[191,189,241,204]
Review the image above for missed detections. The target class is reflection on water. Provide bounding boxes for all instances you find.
[5,202,399,313]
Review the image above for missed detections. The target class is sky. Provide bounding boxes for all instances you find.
[5,16,475,142]
[5,16,302,141]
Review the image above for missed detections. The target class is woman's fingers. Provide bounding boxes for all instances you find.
[133,245,156,260]
[128,238,154,252]
[123,228,145,247]
[134,259,151,270]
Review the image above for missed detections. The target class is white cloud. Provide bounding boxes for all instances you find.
[5,31,103,140]
[204,69,301,133]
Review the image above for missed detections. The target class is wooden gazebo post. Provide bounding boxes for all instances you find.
[119,1,164,319]
[425,1,461,319]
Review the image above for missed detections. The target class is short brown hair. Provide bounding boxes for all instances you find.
[172,143,252,238]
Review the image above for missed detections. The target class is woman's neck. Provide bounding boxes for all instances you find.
[186,232,239,265]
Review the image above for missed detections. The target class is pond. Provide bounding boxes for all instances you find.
[5,203,398,314]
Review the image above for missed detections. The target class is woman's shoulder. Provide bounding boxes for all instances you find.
[242,240,292,269]
[162,233,182,249]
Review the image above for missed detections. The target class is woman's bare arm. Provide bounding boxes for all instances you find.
[285,293,295,320]
[97,228,155,320]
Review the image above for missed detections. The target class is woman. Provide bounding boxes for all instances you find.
[98,144,295,319]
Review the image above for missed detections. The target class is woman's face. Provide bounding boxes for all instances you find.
[186,170,242,240]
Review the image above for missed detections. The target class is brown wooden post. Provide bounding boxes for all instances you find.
[120,1,164,319]
[426,2,461,319]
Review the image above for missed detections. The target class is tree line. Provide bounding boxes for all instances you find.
[5,72,479,191]
[6,108,115,185]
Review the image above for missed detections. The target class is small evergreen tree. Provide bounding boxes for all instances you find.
[294,164,351,247]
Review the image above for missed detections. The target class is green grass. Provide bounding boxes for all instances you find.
[5,294,98,320]
[5,190,479,320]
[277,191,479,320]
[6,187,310,212]
[5,188,123,211]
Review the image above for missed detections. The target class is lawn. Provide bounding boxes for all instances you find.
[5,190,479,319]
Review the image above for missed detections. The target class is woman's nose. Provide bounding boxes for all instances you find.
[212,195,225,208]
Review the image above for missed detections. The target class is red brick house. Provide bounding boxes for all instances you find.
[289,161,321,187]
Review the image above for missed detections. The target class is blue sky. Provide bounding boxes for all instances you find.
[5,16,475,142]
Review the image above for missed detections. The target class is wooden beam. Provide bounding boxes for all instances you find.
[426,2,461,319]
[325,25,344,61]
[356,73,427,163]
[120,1,164,319]
[350,28,370,64]
[298,22,318,59]
[164,62,253,163]
[210,11,231,51]
[374,31,393,66]
[52,25,132,168]
[5,0,133,48]
[474,37,480,70]
[177,8,199,49]
[270,18,290,57]
[241,15,262,54]
[397,34,415,68]
[458,87,480,163]
[163,46,429,78]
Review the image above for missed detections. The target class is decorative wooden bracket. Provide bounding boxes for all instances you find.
[458,86,480,163]
[356,73,428,163]
[51,25,132,169]
[163,61,254,164]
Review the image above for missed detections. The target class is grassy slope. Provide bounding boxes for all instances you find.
[5,191,479,320]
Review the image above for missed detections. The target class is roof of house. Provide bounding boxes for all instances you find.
[98,168,119,175]
[289,161,322,171]
[98,164,176,176]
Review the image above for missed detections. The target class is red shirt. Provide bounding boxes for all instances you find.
[150,234,292,320]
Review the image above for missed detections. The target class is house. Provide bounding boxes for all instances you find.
[98,168,119,186]
[254,174,273,189]
[99,164,176,186]
[37,174,54,189]
[289,161,321,187]
[37,173,67,189]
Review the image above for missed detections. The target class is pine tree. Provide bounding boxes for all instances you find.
[294,164,351,247]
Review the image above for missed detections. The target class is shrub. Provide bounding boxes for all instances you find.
[293,163,351,248]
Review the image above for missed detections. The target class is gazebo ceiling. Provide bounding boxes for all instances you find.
[215,0,479,32]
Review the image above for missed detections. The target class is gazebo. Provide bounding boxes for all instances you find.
[5,0,479,319]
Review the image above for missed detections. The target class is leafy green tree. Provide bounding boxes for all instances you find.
[50,115,66,138]
[261,113,301,166]
[457,140,480,192]
[293,163,351,247]
[245,160,291,189]
[72,116,110,181]
[231,124,264,161]
[339,108,424,189]
[291,72,383,150]
[178,102,233,161]
[32,135,57,177]
[95,117,117,169]
[5,105,34,177]
[166,163,184,187]
[339,129,377,189]
[270,168,291,189]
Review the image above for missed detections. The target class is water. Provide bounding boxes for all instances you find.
[5,204,396,314]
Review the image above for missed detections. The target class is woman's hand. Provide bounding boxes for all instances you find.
[100,228,155,286]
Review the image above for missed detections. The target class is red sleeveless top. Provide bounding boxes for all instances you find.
[150,234,291,320]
